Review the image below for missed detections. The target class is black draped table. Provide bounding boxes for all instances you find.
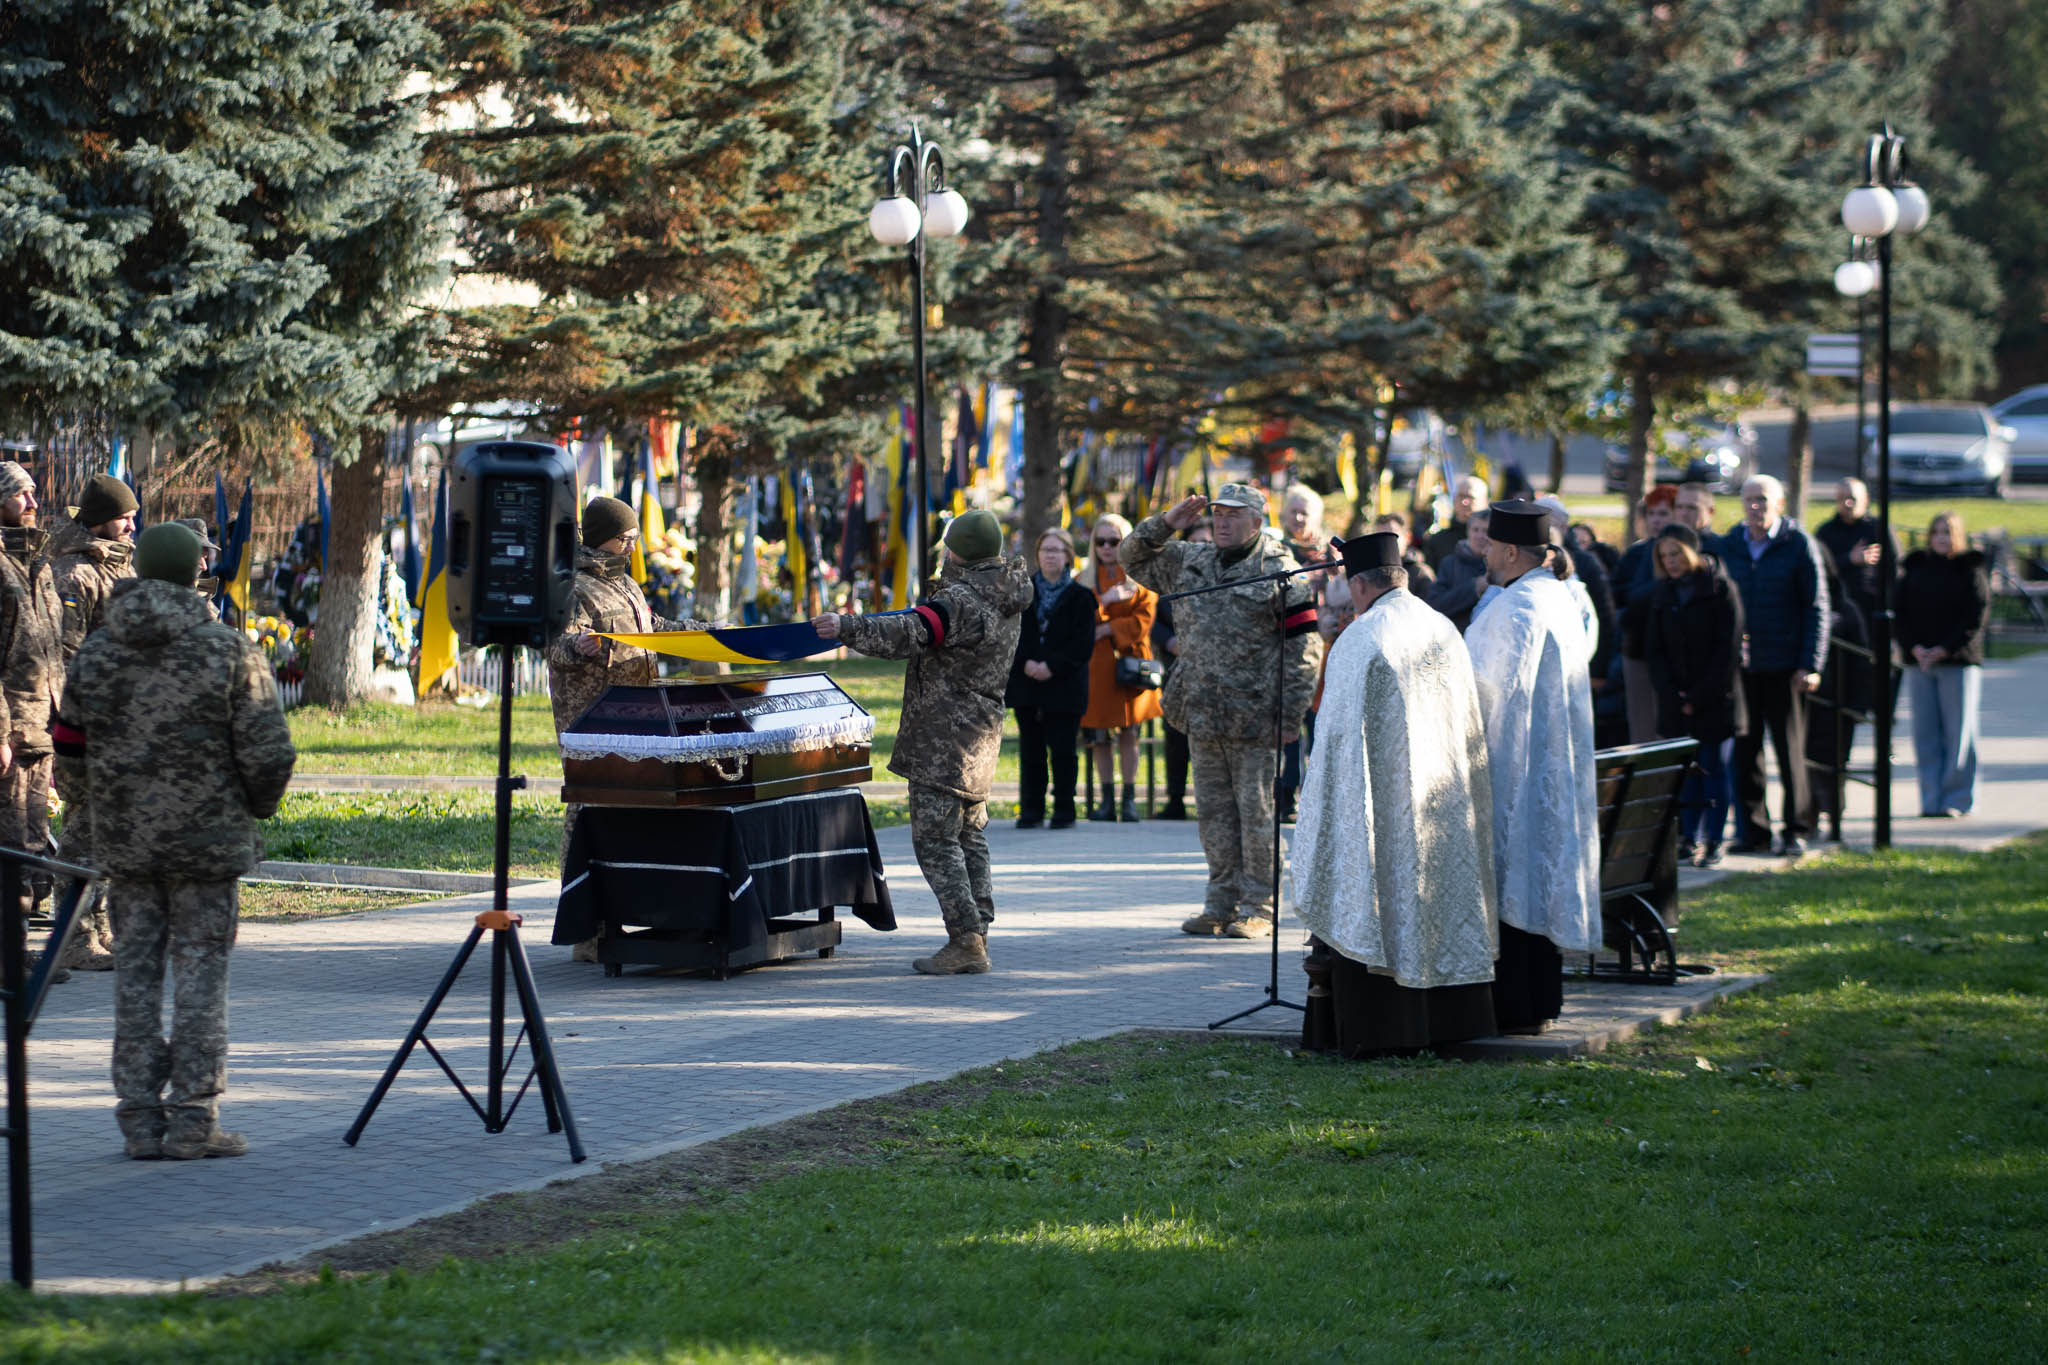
[553,787,895,977]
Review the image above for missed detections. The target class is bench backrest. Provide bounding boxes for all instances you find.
[1593,738,1699,920]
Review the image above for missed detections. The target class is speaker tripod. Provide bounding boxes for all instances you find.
[344,648,585,1161]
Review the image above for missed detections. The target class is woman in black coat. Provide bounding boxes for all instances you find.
[1006,527,1098,828]
[1644,525,1746,866]
[1895,511,1991,817]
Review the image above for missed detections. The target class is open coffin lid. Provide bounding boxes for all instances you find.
[559,672,874,807]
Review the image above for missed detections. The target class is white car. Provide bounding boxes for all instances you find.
[1990,384,2048,483]
[1863,403,2014,499]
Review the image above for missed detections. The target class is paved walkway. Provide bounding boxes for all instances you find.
[9,653,2041,1295]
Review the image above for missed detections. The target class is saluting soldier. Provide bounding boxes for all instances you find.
[1121,485,1321,939]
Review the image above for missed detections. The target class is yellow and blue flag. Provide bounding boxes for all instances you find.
[399,475,422,607]
[218,477,254,619]
[417,470,459,694]
[631,437,665,583]
[599,620,845,666]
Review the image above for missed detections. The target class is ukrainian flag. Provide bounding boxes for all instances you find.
[631,437,664,583]
[221,478,254,619]
[599,620,847,665]
[417,470,459,694]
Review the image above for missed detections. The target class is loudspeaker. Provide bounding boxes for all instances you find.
[446,441,579,648]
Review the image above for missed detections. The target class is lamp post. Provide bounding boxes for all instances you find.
[869,127,970,602]
[1840,124,1930,849]
[1833,238,1877,480]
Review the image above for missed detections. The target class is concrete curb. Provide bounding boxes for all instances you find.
[244,861,545,893]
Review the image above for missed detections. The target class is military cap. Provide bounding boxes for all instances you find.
[581,496,637,547]
[0,463,32,501]
[1336,531,1403,578]
[135,522,204,586]
[174,516,221,553]
[1209,482,1268,514]
[943,508,1003,561]
[1487,501,1551,548]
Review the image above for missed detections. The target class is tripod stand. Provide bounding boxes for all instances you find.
[1162,555,1338,1030]
[344,648,584,1161]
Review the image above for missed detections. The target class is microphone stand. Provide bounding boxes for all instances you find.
[1161,553,1340,1030]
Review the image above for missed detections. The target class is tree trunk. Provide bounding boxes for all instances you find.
[691,450,733,623]
[303,432,385,708]
[1348,425,1375,534]
[1018,72,1079,544]
[1547,431,1568,493]
[1624,358,1657,515]
[1786,393,1814,525]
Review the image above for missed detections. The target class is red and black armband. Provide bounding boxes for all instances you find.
[51,717,86,758]
[1282,601,1319,639]
[913,600,952,647]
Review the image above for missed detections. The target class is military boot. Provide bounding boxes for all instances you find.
[1224,913,1273,940]
[162,1126,250,1160]
[118,1109,166,1161]
[912,931,991,975]
[1181,909,1235,937]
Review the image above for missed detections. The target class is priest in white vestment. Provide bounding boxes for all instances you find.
[1463,502,1602,1033]
[1292,532,1500,1054]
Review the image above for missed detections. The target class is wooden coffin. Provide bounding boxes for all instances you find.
[559,672,873,808]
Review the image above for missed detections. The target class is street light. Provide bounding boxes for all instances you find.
[1833,237,1877,481]
[869,127,969,602]
[1838,123,1929,849]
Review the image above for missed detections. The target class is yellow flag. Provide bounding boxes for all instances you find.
[1376,467,1394,517]
[416,471,459,696]
[780,470,807,605]
[1336,431,1360,505]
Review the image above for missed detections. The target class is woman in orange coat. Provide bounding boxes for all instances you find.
[1080,513,1164,821]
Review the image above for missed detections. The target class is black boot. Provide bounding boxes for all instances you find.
[1153,799,1188,821]
[1088,799,1117,822]
[1120,784,1140,823]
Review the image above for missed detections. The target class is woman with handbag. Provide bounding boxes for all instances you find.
[1006,528,1097,828]
[1080,513,1164,821]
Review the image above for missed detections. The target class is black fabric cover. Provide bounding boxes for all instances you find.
[553,788,895,947]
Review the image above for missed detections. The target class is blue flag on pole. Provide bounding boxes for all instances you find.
[399,476,423,608]
[214,473,230,552]
[316,466,331,570]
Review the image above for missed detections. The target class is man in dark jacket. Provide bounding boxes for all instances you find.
[1813,478,1898,625]
[1537,495,1620,687]
[815,510,1032,975]
[1426,508,1491,631]
[1717,475,1831,856]
[1424,476,1489,570]
[54,523,297,1160]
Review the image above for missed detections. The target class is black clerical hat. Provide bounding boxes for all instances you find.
[1487,501,1550,548]
[1337,531,1403,577]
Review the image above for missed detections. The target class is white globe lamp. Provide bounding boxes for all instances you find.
[1892,183,1930,235]
[1841,185,1898,238]
[1834,260,1877,298]
[922,187,970,240]
[868,195,922,247]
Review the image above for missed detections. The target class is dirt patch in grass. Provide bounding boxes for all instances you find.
[239,884,445,922]
[217,1034,1186,1295]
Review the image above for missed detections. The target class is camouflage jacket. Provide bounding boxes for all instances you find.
[545,547,709,733]
[54,578,296,880]
[839,555,1032,801]
[0,526,64,751]
[1121,520,1322,742]
[41,517,135,662]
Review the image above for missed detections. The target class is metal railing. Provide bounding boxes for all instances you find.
[1,848,102,1290]
[1806,631,1901,843]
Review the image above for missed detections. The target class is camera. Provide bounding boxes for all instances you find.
[445,440,579,647]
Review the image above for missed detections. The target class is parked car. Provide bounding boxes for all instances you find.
[1990,384,2048,483]
[1601,419,1756,494]
[1861,403,2014,498]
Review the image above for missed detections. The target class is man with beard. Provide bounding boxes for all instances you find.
[0,463,65,941]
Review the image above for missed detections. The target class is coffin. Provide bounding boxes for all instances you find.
[559,672,874,808]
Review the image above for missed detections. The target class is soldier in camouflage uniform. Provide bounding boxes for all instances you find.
[813,510,1031,975]
[1122,485,1322,938]
[53,523,296,1160]
[0,464,65,929]
[546,496,712,960]
[40,472,138,965]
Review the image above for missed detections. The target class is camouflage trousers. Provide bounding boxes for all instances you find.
[0,752,53,912]
[109,877,239,1144]
[1189,736,1277,919]
[53,779,113,960]
[907,782,994,936]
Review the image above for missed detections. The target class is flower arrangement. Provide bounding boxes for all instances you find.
[247,614,308,685]
[375,552,415,669]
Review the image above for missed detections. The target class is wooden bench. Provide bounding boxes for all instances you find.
[1588,737,1699,985]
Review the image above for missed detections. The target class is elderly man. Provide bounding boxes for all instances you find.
[1123,485,1321,939]
[0,463,65,933]
[1718,475,1830,857]
[1463,503,1600,1033]
[55,523,296,1159]
[1425,475,1490,570]
[1293,532,1498,1055]
[1814,478,1897,625]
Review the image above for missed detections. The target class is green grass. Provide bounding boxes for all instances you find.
[4,837,2042,1359]
[263,791,564,879]
[239,884,441,922]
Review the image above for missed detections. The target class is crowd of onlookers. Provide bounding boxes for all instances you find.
[1005,470,1993,862]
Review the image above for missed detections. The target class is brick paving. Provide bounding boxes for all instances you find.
[10,652,2041,1294]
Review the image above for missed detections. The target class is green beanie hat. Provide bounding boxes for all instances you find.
[943,509,1003,562]
[134,522,204,586]
[581,496,637,547]
[77,473,139,527]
